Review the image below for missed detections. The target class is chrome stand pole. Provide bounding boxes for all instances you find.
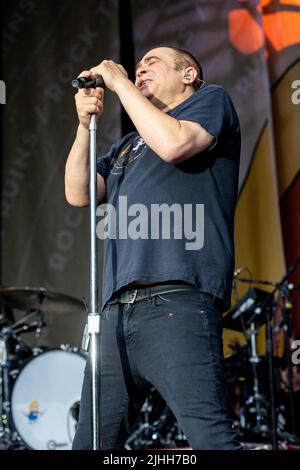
[88,114,101,450]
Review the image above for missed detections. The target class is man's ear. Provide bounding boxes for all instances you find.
[182,67,197,85]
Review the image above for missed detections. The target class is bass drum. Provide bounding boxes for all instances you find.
[10,348,86,450]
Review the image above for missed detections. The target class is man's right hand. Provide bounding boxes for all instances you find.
[74,70,104,129]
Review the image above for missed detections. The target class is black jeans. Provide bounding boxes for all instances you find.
[72,287,242,450]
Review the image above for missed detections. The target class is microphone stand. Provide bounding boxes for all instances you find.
[87,113,101,450]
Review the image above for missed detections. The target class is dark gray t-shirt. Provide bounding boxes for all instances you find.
[97,84,240,310]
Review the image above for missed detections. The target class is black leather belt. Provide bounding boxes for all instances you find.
[108,283,196,305]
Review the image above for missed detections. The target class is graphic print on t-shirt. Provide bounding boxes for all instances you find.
[110,135,147,175]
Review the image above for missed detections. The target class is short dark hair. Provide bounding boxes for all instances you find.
[160,46,204,91]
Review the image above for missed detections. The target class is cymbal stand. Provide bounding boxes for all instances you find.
[248,301,278,448]
[279,284,296,435]
[245,321,268,435]
[9,309,43,333]
[0,327,15,448]
[125,397,156,449]
[0,336,8,448]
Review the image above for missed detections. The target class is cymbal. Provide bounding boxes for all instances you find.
[0,286,86,316]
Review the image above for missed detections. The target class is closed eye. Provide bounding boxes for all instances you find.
[135,56,161,73]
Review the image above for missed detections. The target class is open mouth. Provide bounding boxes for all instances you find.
[139,79,151,88]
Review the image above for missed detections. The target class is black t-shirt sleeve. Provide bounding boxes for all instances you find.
[96,144,116,181]
[171,85,239,150]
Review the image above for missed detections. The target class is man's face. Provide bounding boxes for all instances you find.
[135,47,185,105]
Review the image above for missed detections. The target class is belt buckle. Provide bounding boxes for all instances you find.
[126,289,138,304]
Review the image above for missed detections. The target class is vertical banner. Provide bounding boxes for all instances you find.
[1,0,120,347]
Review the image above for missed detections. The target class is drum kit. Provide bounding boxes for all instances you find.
[0,286,87,450]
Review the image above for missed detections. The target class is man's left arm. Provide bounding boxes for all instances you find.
[116,79,215,163]
[90,60,214,163]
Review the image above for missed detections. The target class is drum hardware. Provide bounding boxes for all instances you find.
[223,286,273,440]
[243,321,269,436]
[275,284,297,436]
[0,338,9,446]
[70,401,80,422]
[125,395,159,449]
[0,340,86,450]
[0,286,86,317]
[10,348,86,450]
[125,389,188,450]
[223,287,272,332]
[4,309,45,340]
[226,258,300,449]
[151,407,187,448]
[0,328,26,449]
[0,287,87,450]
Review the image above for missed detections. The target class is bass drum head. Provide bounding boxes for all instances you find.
[11,348,86,450]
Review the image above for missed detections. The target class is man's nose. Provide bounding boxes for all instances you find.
[135,67,148,85]
[136,65,148,77]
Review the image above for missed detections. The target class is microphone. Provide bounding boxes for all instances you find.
[71,74,105,89]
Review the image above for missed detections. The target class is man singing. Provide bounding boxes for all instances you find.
[65,46,242,450]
